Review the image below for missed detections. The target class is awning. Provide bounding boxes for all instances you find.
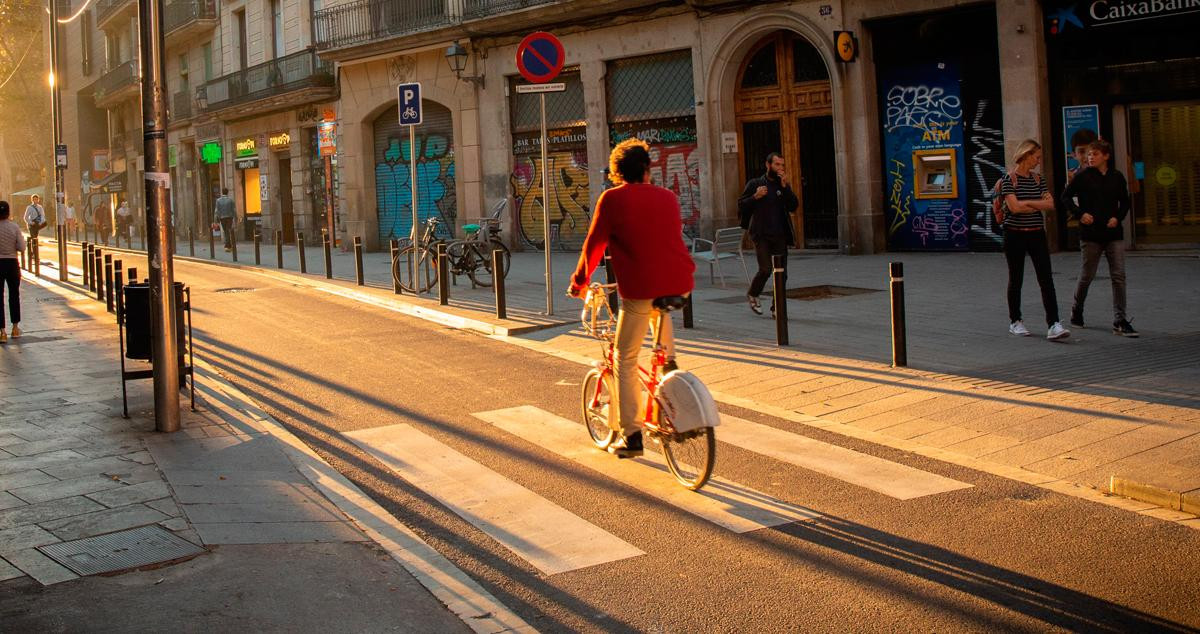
[90,172,127,194]
[10,185,45,198]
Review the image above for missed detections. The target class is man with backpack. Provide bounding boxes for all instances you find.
[23,194,46,239]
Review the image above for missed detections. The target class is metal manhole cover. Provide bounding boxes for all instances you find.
[214,287,256,294]
[711,285,881,303]
[38,524,204,576]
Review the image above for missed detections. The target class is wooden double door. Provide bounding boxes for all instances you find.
[736,32,839,248]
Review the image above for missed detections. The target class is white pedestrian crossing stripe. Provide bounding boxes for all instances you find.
[343,424,644,575]
[472,406,822,533]
[717,414,973,500]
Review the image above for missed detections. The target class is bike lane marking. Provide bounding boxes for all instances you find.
[717,414,973,499]
[472,406,821,533]
[343,423,644,575]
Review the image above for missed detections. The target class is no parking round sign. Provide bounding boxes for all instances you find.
[516,32,565,84]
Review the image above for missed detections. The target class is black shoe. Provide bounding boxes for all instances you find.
[747,294,763,315]
[661,359,679,375]
[610,431,643,459]
[1113,320,1139,338]
[1069,311,1085,329]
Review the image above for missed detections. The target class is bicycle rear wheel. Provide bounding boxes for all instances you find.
[581,369,617,449]
[465,243,494,287]
[395,245,438,293]
[661,427,716,491]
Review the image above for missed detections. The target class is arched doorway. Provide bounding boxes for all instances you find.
[736,31,838,248]
[372,100,457,244]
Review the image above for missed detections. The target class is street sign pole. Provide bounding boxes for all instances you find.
[48,1,67,281]
[410,123,420,295]
[540,93,552,315]
[138,0,181,432]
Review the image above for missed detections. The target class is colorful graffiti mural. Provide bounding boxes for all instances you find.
[510,151,590,251]
[375,134,456,243]
[612,117,702,238]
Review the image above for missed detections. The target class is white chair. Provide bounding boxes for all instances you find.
[690,226,749,287]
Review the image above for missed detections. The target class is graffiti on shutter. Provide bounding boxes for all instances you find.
[373,101,456,244]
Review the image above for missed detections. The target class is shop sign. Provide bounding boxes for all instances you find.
[1047,0,1200,34]
[318,122,336,157]
[512,127,586,155]
[235,137,257,159]
[609,117,698,146]
[834,31,858,63]
[168,144,177,168]
[91,150,110,179]
[200,141,222,165]
[268,131,291,150]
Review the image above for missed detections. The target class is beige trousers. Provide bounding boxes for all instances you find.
[613,298,674,435]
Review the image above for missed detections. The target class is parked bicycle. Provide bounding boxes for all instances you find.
[575,282,719,490]
[393,202,512,292]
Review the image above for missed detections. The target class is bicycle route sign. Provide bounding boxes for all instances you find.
[397,82,422,126]
[516,32,565,84]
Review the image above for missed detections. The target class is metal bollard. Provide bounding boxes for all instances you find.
[390,239,401,294]
[230,229,239,262]
[494,249,507,319]
[127,267,138,284]
[353,236,364,286]
[772,254,788,346]
[890,261,907,367]
[297,232,307,274]
[33,238,40,276]
[94,249,104,300]
[104,254,114,313]
[275,230,284,269]
[113,266,124,324]
[208,223,215,259]
[437,243,449,305]
[253,231,261,265]
[82,242,91,287]
[683,294,694,329]
[322,230,332,279]
[189,226,195,257]
[603,251,619,314]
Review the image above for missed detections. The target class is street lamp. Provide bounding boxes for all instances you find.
[445,41,484,87]
[195,86,208,110]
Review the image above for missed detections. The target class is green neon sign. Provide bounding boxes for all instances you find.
[200,141,222,164]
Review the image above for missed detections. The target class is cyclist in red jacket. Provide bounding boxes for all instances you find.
[569,138,695,457]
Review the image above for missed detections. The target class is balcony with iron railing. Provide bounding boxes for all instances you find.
[92,59,139,108]
[314,0,592,59]
[95,0,135,29]
[196,49,335,118]
[165,0,219,43]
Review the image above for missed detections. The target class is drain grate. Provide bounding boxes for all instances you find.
[214,287,256,294]
[38,524,204,576]
[711,285,881,303]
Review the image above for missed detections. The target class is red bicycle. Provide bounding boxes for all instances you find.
[576,283,719,491]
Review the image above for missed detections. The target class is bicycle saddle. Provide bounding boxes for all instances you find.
[653,295,688,311]
[462,223,481,233]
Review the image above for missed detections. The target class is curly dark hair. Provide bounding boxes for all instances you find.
[0,201,9,220]
[608,138,651,186]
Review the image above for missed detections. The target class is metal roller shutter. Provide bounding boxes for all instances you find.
[374,101,457,244]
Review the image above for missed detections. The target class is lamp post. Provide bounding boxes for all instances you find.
[49,0,67,281]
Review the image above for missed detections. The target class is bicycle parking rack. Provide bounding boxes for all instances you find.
[118,283,196,418]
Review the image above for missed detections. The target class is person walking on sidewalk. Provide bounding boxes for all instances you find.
[23,194,46,239]
[738,152,798,316]
[1061,139,1137,337]
[568,138,695,458]
[0,201,25,343]
[215,189,236,252]
[64,200,77,237]
[1000,139,1070,341]
[115,200,132,247]
[94,203,112,246]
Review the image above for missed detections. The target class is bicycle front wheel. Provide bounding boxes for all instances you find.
[465,243,495,287]
[396,245,438,293]
[581,369,617,449]
[662,427,716,491]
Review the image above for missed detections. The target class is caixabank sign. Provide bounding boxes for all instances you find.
[1048,0,1200,33]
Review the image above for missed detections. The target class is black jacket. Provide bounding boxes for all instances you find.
[738,172,799,245]
[1061,166,1130,243]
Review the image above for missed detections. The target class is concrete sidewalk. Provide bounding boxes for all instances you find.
[43,237,1200,519]
[0,274,525,632]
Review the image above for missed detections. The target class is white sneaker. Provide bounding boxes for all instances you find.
[1046,322,1071,341]
[1009,320,1031,336]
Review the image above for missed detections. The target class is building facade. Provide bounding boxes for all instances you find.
[55,0,1200,253]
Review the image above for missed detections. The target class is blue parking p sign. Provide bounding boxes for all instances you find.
[398,83,422,126]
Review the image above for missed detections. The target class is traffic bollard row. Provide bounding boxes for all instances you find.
[94,249,104,301]
[104,254,114,313]
[354,236,365,286]
[890,261,907,367]
[772,254,788,346]
[494,249,507,319]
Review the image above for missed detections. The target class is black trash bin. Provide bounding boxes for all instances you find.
[123,282,186,361]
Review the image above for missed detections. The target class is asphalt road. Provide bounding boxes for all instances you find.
[55,247,1200,632]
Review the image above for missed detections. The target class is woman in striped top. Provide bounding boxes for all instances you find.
[1000,139,1070,340]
